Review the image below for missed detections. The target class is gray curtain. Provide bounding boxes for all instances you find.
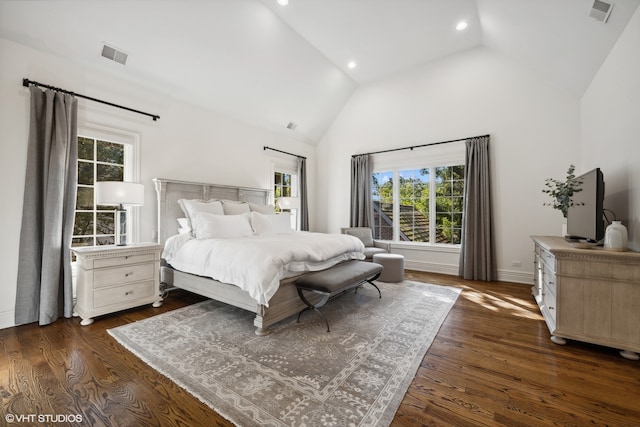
[297,157,309,231]
[15,87,78,326]
[350,154,373,227]
[459,136,497,281]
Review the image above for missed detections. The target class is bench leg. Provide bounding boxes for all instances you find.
[366,279,382,298]
[355,272,382,298]
[296,289,332,332]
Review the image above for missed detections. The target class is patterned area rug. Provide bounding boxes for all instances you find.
[108,280,460,426]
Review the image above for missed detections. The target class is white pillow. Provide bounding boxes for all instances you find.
[249,203,276,215]
[251,212,293,235]
[192,212,253,239]
[178,199,224,230]
[222,200,251,215]
[177,217,189,228]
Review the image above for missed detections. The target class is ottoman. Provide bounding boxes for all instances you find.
[372,253,405,282]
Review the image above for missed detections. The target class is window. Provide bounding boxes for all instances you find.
[371,154,464,245]
[72,125,139,248]
[273,168,298,229]
[274,171,292,204]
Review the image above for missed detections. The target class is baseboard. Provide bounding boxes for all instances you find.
[0,309,15,330]
[405,261,534,285]
[498,270,534,285]
[404,260,459,276]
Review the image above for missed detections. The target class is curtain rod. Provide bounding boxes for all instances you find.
[352,134,490,158]
[22,78,160,121]
[263,146,306,160]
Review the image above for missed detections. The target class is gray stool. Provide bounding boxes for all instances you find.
[372,253,405,282]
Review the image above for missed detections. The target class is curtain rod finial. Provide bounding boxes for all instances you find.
[22,78,30,87]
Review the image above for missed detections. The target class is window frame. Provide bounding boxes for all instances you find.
[371,141,465,246]
[74,123,141,246]
[271,161,299,230]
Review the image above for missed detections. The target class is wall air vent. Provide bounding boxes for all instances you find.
[101,44,128,65]
[286,122,298,131]
[589,0,614,23]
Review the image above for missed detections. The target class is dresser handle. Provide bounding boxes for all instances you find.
[125,290,133,296]
[125,272,133,277]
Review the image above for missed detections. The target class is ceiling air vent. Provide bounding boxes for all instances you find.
[589,0,614,23]
[101,44,128,65]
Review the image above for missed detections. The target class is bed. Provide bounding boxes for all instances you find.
[153,178,365,335]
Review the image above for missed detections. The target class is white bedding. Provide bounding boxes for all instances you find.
[162,232,365,306]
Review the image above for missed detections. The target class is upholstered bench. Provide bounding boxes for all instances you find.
[295,260,383,332]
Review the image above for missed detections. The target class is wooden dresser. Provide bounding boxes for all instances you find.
[531,236,640,360]
[72,243,163,325]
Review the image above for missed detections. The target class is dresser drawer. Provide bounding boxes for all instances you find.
[93,253,155,269]
[94,281,155,308]
[539,247,556,272]
[543,286,557,323]
[93,263,155,288]
[543,267,557,295]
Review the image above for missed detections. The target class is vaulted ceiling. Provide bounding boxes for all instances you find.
[1,0,638,144]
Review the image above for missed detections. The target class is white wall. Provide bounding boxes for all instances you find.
[316,46,581,281]
[581,6,640,251]
[0,38,315,329]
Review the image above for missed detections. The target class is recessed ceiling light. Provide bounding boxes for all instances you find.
[347,61,357,69]
[456,21,468,31]
[277,0,288,5]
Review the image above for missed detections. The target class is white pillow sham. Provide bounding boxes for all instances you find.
[249,202,276,215]
[222,200,251,215]
[250,212,293,235]
[192,212,253,239]
[178,199,224,229]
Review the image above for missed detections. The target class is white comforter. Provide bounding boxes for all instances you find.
[162,232,365,306]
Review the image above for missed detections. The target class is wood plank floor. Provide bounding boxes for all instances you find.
[1,271,639,426]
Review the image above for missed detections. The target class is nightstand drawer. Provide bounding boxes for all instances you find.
[93,253,155,269]
[93,263,155,288]
[94,281,155,308]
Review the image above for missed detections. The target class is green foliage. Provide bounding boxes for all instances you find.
[73,136,125,247]
[372,166,464,243]
[542,164,583,218]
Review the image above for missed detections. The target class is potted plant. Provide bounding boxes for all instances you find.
[542,164,583,218]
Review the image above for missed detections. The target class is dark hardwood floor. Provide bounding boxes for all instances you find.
[1,272,639,426]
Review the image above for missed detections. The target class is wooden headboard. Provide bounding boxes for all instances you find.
[153,178,271,244]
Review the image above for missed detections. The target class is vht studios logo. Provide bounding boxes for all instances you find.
[5,413,84,423]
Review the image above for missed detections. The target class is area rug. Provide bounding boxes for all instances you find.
[108,280,460,426]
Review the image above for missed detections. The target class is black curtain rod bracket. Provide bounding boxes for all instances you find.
[263,146,306,160]
[352,134,489,158]
[22,78,160,121]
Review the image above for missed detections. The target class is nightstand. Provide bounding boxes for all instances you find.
[72,243,164,326]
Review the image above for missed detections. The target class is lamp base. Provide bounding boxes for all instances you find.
[115,208,127,246]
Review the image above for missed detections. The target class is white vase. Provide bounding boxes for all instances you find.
[561,217,568,237]
[603,221,628,251]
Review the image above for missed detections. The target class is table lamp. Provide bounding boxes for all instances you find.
[95,181,144,246]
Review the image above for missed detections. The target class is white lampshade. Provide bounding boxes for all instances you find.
[277,196,299,210]
[95,181,144,206]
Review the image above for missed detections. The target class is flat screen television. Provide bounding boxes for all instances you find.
[566,168,605,243]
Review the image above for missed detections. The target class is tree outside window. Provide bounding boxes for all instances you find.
[372,165,464,245]
[73,136,125,247]
[274,171,292,210]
